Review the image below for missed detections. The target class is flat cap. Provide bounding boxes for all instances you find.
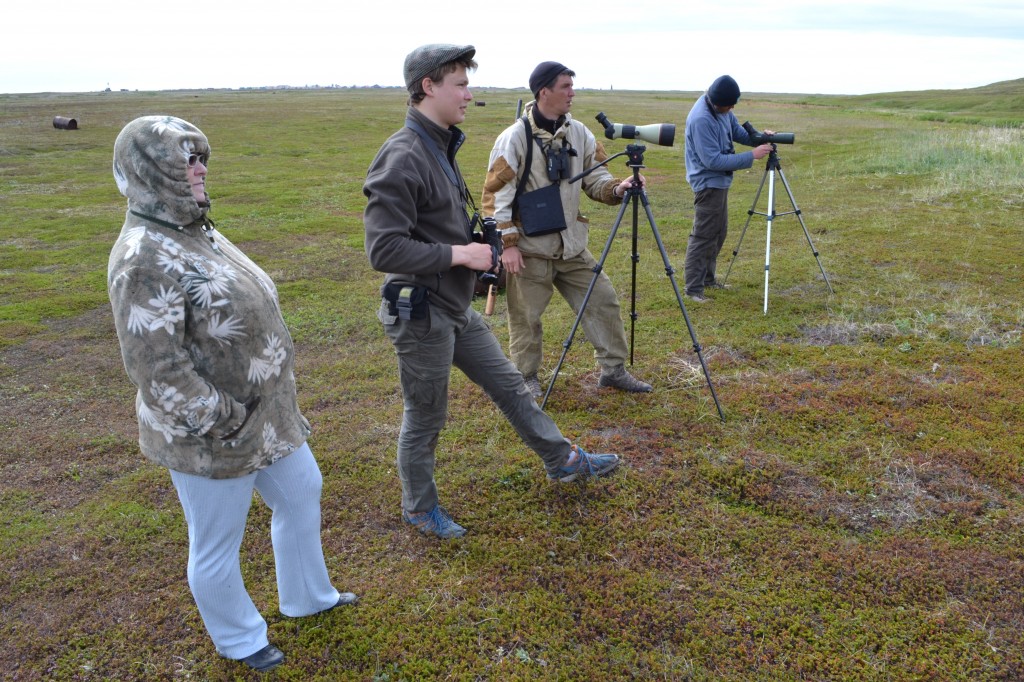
[529,61,572,96]
[404,43,476,90]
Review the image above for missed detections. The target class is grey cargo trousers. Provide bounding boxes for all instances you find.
[380,300,571,513]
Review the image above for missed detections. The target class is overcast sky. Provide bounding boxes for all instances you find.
[4,0,1022,95]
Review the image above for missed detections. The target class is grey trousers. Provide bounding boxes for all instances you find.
[506,249,629,378]
[380,300,571,513]
[684,187,730,296]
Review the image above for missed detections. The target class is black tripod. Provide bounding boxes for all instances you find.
[542,144,725,422]
[723,146,833,313]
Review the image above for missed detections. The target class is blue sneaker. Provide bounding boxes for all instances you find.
[548,444,621,482]
[402,504,467,539]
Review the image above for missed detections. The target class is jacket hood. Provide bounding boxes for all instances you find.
[113,115,211,227]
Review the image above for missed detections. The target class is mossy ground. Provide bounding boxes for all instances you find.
[1,85,1022,680]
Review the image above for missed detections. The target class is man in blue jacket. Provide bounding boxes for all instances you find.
[683,75,773,302]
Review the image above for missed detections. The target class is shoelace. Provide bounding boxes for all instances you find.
[426,506,455,531]
[564,447,598,476]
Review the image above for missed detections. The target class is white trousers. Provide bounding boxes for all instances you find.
[170,442,340,659]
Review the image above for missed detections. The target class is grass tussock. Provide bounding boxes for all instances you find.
[1,84,1023,680]
[863,126,1024,203]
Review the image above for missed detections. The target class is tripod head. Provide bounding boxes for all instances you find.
[569,144,648,184]
[763,144,784,171]
[758,144,781,171]
[625,144,646,168]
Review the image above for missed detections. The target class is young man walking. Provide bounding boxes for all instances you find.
[363,45,623,539]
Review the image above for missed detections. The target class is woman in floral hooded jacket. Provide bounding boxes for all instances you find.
[108,116,355,672]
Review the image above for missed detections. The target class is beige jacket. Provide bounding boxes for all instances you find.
[481,102,622,260]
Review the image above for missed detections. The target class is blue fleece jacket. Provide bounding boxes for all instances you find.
[684,94,755,192]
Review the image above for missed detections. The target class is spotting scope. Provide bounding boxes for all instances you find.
[742,121,795,145]
[595,112,675,147]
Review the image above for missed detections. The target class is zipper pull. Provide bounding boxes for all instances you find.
[201,218,219,250]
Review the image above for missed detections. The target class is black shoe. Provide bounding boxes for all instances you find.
[239,644,284,672]
[325,592,359,611]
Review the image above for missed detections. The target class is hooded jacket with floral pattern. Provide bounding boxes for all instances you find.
[108,116,309,479]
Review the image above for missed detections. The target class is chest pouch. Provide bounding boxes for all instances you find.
[512,117,568,237]
[518,184,567,236]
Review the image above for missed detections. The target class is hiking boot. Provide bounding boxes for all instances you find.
[402,504,466,539]
[523,374,542,398]
[706,280,730,290]
[598,365,653,393]
[686,292,710,303]
[548,444,621,482]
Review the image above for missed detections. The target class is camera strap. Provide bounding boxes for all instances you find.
[405,118,467,199]
[511,116,533,219]
[407,118,478,241]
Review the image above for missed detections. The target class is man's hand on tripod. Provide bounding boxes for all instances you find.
[612,174,646,199]
[752,128,776,160]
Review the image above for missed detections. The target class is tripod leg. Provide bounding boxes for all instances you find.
[763,170,777,314]
[723,166,768,285]
[776,168,834,295]
[541,197,629,410]
[629,197,640,365]
[639,191,726,422]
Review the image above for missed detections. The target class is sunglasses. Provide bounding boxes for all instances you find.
[187,153,209,168]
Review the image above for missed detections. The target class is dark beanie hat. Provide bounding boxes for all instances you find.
[529,61,572,96]
[707,75,741,106]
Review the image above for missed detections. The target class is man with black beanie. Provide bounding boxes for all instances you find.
[682,75,773,302]
[480,61,652,398]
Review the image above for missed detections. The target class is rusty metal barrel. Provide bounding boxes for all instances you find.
[52,116,78,130]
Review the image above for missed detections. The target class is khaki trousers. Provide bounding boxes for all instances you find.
[506,249,629,378]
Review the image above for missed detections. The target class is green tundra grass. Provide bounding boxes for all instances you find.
[1,80,1022,680]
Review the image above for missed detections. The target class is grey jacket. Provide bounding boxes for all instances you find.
[363,107,477,315]
[108,116,309,479]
